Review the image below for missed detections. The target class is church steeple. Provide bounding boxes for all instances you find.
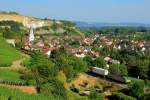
[29,26,35,44]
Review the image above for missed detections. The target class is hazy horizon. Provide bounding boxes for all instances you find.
[0,0,150,23]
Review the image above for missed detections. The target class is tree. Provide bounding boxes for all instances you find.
[119,64,128,76]
[41,79,67,100]
[68,55,88,73]
[148,66,150,80]
[110,49,122,62]
[109,64,120,76]
[69,40,80,48]
[128,58,149,79]
[83,56,93,67]
[143,94,150,100]
[51,20,59,32]
[63,65,77,80]
[0,21,24,39]
[51,50,88,80]
[130,81,144,99]
[93,57,106,69]
[136,59,149,79]
[109,64,128,76]
[15,42,23,50]
[28,51,57,93]
[88,89,104,100]
[111,92,136,100]
[98,45,110,56]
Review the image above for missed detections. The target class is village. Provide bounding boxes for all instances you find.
[0,12,149,100]
[21,25,150,60]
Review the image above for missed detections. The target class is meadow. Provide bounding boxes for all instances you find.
[0,68,22,81]
[0,37,22,66]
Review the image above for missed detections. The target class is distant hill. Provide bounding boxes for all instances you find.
[75,21,150,28]
[0,11,84,36]
[0,12,52,28]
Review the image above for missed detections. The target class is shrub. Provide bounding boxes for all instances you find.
[110,92,136,100]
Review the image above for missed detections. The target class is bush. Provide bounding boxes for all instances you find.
[129,80,145,99]
[92,57,106,69]
[41,79,67,100]
[143,94,150,100]
[110,92,136,100]
[88,89,104,100]
[0,21,24,39]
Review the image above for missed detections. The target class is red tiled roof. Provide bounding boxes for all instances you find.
[42,47,50,54]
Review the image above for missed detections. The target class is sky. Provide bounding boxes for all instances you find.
[0,0,150,23]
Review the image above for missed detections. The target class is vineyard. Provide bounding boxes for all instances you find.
[0,87,56,100]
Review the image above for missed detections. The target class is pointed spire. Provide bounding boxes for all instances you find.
[29,26,35,44]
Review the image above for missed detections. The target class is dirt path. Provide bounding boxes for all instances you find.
[0,84,37,94]
[0,54,35,94]
[11,58,25,68]
[11,53,30,68]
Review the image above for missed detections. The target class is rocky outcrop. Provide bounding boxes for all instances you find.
[0,13,52,28]
[0,13,84,36]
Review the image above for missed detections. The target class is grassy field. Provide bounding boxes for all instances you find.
[130,77,150,85]
[0,86,88,100]
[0,87,57,100]
[0,68,22,81]
[0,37,22,66]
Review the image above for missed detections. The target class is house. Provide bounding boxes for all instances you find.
[22,33,30,50]
[90,51,100,58]
[42,47,51,57]
[104,57,120,64]
[104,57,112,62]
[113,45,117,49]
[100,36,113,46]
[6,39,16,47]
[94,34,99,40]
[80,91,90,96]
[35,40,45,48]
[105,41,113,46]
[99,45,103,48]
[117,45,121,50]
[84,37,94,45]
[141,47,146,52]
[111,60,120,64]
[75,53,85,58]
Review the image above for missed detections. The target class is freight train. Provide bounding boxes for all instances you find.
[91,67,131,83]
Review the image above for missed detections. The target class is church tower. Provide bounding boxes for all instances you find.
[29,27,35,44]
